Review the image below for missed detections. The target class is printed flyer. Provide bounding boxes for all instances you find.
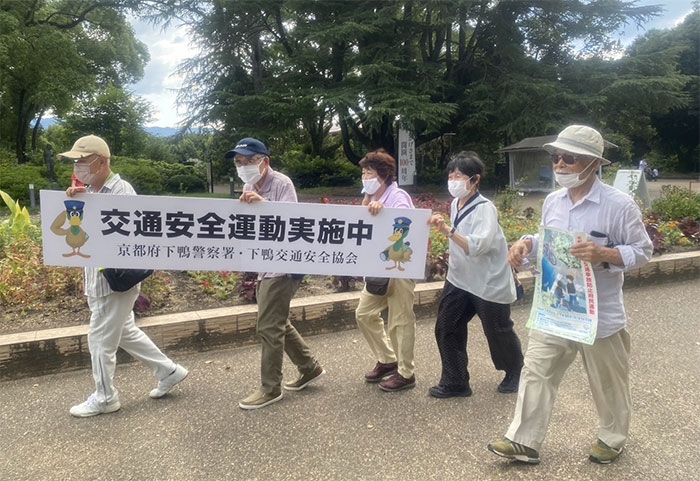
[526,226,598,344]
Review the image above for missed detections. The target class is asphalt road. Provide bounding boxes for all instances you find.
[1,278,698,481]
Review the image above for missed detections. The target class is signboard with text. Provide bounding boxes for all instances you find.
[41,191,431,279]
[398,128,416,186]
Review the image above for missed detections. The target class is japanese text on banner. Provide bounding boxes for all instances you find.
[41,190,431,279]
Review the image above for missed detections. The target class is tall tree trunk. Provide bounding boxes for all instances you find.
[338,117,361,165]
[251,31,263,94]
[15,90,28,164]
[31,110,44,151]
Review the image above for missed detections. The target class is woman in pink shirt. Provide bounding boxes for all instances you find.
[355,150,418,392]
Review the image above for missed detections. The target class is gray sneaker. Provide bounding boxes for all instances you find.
[150,364,189,399]
[239,390,284,410]
[283,365,326,391]
[70,394,121,418]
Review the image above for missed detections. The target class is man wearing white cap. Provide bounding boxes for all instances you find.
[488,125,653,464]
[61,135,188,417]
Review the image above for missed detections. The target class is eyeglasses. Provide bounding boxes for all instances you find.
[234,156,262,167]
[551,153,578,165]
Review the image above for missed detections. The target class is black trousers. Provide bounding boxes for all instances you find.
[434,280,524,389]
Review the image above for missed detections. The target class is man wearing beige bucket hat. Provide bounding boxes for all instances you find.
[61,135,188,417]
[488,125,652,465]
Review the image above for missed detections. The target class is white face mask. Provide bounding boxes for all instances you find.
[74,158,99,185]
[447,176,473,198]
[554,160,597,189]
[237,162,264,185]
[362,178,382,195]
[554,172,587,189]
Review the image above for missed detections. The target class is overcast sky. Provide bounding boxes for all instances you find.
[129,1,696,127]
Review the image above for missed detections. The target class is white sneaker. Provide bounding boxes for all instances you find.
[70,394,121,418]
[149,364,189,399]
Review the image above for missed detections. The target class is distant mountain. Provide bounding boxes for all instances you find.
[144,126,180,137]
[35,118,181,138]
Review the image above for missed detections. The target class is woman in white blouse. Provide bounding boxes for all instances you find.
[427,151,524,398]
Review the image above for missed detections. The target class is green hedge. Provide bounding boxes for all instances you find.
[651,185,700,220]
[283,156,359,189]
[111,157,207,195]
[0,165,52,208]
[165,174,207,194]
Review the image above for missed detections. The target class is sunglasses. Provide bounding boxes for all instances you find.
[551,153,578,165]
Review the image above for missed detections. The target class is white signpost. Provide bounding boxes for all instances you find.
[398,128,416,186]
[613,169,650,207]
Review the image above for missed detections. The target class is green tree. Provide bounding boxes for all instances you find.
[446,0,662,156]
[648,7,700,172]
[594,32,691,158]
[0,0,168,163]
[62,84,153,157]
[176,1,460,161]
[173,0,662,169]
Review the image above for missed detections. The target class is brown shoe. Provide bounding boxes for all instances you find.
[379,372,416,392]
[364,362,398,383]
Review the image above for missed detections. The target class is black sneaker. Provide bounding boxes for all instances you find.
[497,372,520,393]
[428,385,472,398]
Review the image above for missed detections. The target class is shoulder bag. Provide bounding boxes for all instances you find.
[102,268,154,292]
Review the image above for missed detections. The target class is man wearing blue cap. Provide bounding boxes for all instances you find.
[226,137,325,410]
[61,135,188,417]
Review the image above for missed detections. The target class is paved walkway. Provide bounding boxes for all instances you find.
[1,278,698,481]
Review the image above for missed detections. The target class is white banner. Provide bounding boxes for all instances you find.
[398,128,415,186]
[40,190,431,279]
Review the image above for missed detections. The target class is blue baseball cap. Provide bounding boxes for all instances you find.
[224,138,269,159]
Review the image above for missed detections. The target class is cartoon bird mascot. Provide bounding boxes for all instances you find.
[380,216,413,271]
[50,200,90,258]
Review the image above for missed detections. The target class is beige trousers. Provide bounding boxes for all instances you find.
[506,328,631,451]
[355,278,417,378]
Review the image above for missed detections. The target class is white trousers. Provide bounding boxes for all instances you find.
[87,288,175,403]
[506,328,631,451]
